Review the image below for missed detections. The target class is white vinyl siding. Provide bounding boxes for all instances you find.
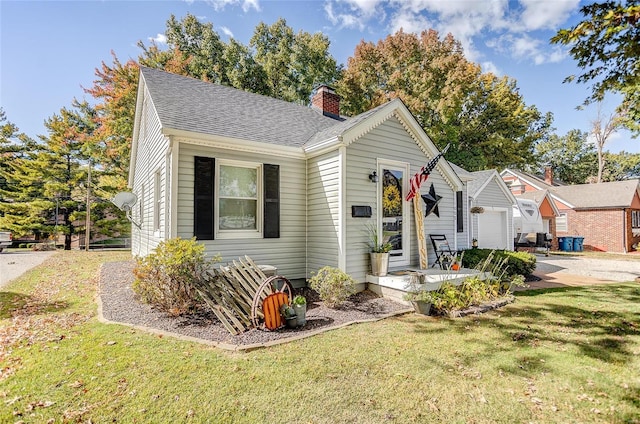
[345,116,457,279]
[130,87,169,256]
[177,143,307,279]
[153,169,161,233]
[307,150,341,276]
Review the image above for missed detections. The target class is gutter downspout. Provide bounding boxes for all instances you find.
[623,209,628,253]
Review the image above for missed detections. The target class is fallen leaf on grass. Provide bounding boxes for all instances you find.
[4,396,21,405]
[69,380,84,388]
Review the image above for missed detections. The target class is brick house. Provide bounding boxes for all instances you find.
[501,168,640,253]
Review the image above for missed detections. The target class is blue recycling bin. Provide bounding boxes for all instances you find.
[558,236,574,251]
[573,236,584,252]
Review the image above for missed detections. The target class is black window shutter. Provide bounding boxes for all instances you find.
[263,164,280,238]
[456,190,464,233]
[194,156,215,240]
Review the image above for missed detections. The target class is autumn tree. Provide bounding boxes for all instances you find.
[337,29,551,170]
[83,53,139,192]
[533,129,597,184]
[551,0,640,134]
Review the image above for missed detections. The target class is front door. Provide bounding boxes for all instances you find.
[379,161,410,267]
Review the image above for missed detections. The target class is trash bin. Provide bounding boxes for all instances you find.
[573,236,584,252]
[558,236,573,251]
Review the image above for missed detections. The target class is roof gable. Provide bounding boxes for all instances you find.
[500,168,556,191]
[516,189,560,216]
[468,169,517,204]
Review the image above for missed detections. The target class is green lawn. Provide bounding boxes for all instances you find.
[1,251,639,423]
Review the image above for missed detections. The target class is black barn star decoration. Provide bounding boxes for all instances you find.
[421,183,442,217]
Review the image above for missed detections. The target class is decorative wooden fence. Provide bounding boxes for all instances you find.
[192,256,292,335]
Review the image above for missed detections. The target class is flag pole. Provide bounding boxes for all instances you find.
[414,196,428,269]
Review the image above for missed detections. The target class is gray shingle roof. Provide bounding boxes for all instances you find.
[467,170,497,197]
[549,179,640,209]
[140,67,344,147]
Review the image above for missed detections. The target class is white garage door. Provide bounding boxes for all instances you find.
[478,211,508,249]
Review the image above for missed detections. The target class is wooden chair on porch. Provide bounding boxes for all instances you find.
[429,234,454,269]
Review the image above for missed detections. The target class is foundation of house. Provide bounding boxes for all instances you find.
[367,268,486,304]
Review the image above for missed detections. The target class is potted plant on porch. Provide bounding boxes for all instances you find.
[368,224,393,277]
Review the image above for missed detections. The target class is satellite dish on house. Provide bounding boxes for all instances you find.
[111,192,142,228]
[112,192,138,212]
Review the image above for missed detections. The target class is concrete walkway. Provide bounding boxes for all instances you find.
[0,250,57,289]
[521,254,640,290]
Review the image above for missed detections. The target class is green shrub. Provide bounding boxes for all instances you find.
[430,252,527,316]
[19,243,27,249]
[308,266,357,308]
[133,237,220,316]
[461,248,536,277]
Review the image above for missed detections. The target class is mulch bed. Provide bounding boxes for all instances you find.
[98,261,412,349]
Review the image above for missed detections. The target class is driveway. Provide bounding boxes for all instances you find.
[0,250,57,289]
[527,254,640,289]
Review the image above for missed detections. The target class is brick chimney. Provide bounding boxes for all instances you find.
[544,166,553,185]
[311,85,340,118]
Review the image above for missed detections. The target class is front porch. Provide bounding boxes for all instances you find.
[367,267,486,304]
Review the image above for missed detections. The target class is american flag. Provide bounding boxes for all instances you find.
[405,144,450,201]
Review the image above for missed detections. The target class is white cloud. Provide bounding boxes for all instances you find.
[341,0,384,17]
[519,0,579,31]
[205,0,260,12]
[220,26,234,38]
[325,0,577,66]
[481,61,501,76]
[148,33,167,44]
[324,2,366,30]
[388,10,432,34]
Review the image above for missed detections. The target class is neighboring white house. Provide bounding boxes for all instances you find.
[129,67,480,284]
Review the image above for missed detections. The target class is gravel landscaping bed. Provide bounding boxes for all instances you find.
[98,261,412,348]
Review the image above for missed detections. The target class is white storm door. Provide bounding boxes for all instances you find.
[378,161,410,267]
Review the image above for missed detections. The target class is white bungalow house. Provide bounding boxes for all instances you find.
[129,67,473,286]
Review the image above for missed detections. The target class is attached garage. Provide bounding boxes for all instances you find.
[477,210,509,249]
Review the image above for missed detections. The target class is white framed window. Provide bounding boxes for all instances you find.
[632,210,640,229]
[556,213,568,232]
[215,160,262,239]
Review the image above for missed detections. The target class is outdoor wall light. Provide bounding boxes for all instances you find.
[369,171,378,183]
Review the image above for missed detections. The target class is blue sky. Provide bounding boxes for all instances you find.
[1,0,637,153]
